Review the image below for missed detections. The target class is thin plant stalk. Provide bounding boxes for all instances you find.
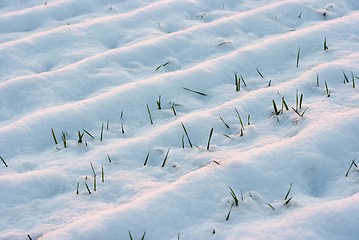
[207,128,214,151]
[51,128,58,145]
[226,202,235,221]
[144,151,150,166]
[100,122,104,141]
[146,104,153,125]
[296,47,300,68]
[235,107,244,130]
[256,68,264,78]
[219,116,230,129]
[161,148,170,167]
[181,123,193,148]
[0,156,8,168]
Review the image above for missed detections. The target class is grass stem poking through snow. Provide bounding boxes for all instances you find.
[106,119,109,130]
[181,134,185,148]
[256,68,264,78]
[146,104,153,125]
[343,71,349,84]
[284,182,292,201]
[107,154,112,163]
[281,97,289,113]
[272,100,280,115]
[78,131,84,143]
[161,149,170,167]
[27,234,33,240]
[316,74,319,87]
[156,95,162,110]
[247,114,251,125]
[76,182,79,195]
[0,156,8,167]
[144,151,150,166]
[296,47,300,68]
[324,81,330,97]
[345,157,357,177]
[121,123,125,134]
[129,231,133,240]
[100,122,104,141]
[171,103,177,116]
[90,162,97,192]
[226,202,235,221]
[155,61,170,71]
[101,166,104,183]
[235,72,240,92]
[240,75,247,87]
[84,183,92,194]
[219,116,230,129]
[324,37,328,50]
[235,108,245,130]
[181,123,193,148]
[351,72,356,88]
[83,129,94,139]
[61,131,67,148]
[182,87,207,96]
[51,128,58,145]
[229,186,239,206]
[292,107,308,117]
[299,93,303,109]
[207,128,214,151]
[268,203,275,210]
[141,232,146,240]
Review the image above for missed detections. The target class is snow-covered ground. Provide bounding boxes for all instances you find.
[1,0,359,239]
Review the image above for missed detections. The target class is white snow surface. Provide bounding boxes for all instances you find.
[1,0,359,239]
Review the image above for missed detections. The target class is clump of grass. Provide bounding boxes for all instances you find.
[296,47,301,68]
[146,104,153,125]
[345,157,357,177]
[207,128,214,151]
[61,131,67,148]
[219,116,230,129]
[181,123,193,148]
[161,148,170,167]
[0,156,8,168]
[51,128,58,145]
[182,87,207,96]
[156,95,162,110]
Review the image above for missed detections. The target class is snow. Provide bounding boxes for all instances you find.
[0,0,359,239]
